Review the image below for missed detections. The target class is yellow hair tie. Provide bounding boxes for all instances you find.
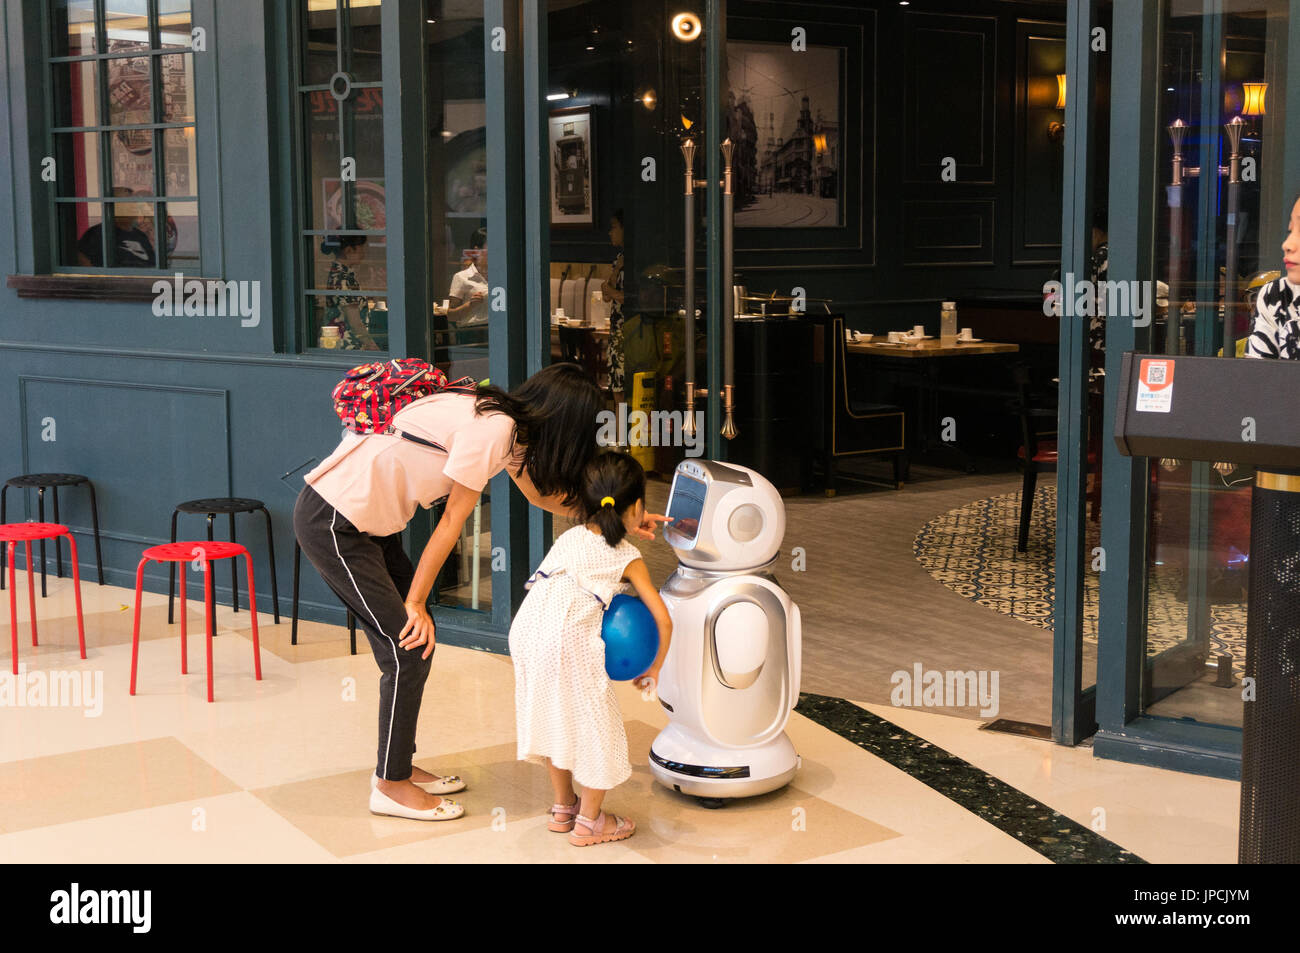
[600,496,615,508]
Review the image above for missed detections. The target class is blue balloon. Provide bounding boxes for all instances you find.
[601,593,659,680]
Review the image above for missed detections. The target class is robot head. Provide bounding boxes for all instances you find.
[663,459,786,570]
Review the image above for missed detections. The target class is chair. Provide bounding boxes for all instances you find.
[130,540,262,703]
[1,473,104,596]
[0,522,87,674]
[1011,365,1098,552]
[818,315,907,494]
[558,326,607,387]
[167,498,280,626]
[291,540,358,655]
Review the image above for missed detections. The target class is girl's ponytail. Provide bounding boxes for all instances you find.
[581,452,647,547]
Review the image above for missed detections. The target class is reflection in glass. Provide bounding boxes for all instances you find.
[1140,1,1288,729]
[53,133,102,198]
[52,60,98,128]
[52,0,97,56]
[104,0,151,52]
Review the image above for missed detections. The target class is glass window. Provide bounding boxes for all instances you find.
[427,1,492,611]
[49,0,199,271]
[1139,0,1291,730]
[298,0,388,352]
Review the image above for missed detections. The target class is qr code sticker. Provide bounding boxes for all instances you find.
[1147,364,1167,385]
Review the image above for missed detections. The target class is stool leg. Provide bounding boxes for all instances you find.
[24,541,38,646]
[291,542,300,646]
[259,506,280,624]
[85,481,104,586]
[1,485,7,591]
[204,515,219,632]
[228,513,239,614]
[8,543,18,675]
[129,558,147,695]
[179,561,188,675]
[245,554,262,682]
[52,487,63,579]
[348,610,356,656]
[64,534,86,660]
[204,559,214,703]
[167,510,179,625]
[37,488,47,598]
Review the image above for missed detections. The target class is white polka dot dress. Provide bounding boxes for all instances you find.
[508,526,644,791]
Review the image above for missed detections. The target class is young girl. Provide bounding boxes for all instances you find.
[509,451,672,846]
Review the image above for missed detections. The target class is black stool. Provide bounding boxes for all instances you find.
[168,498,280,625]
[1,473,105,596]
[292,541,358,655]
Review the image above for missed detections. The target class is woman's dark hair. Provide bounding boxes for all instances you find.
[320,234,367,257]
[611,208,624,228]
[473,363,604,506]
[470,226,488,249]
[580,451,646,547]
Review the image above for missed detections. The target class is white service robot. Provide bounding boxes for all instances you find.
[650,459,802,804]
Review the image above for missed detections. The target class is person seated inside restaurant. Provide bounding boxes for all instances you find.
[447,226,489,327]
[76,187,156,268]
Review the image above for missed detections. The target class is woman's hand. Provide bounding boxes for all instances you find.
[630,512,671,541]
[633,666,660,694]
[398,601,437,659]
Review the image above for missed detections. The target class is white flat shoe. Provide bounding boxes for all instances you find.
[371,772,467,795]
[368,786,464,822]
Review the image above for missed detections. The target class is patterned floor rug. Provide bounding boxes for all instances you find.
[912,484,1246,662]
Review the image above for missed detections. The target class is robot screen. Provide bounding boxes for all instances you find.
[666,474,707,542]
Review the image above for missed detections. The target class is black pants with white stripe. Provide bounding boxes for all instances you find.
[293,485,432,781]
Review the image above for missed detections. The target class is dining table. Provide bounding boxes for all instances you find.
[845,335,1022,469]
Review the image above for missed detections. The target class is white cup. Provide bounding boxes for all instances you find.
[913,324,925,339]
[442,299,450,311]
[960,327,974,341]
[888,331,903,343]
[556,307,565,319]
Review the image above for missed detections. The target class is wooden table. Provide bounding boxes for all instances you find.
[846,339,1020,358]
[845,338,1022,468]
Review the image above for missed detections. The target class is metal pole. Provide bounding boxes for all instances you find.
[1223,115,1244,358]
[682,139,698,437]
[1167,119,1186,357]
[720,137,737,439]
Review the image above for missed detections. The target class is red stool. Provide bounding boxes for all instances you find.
[130,541,263,703]
[0,522,86,675]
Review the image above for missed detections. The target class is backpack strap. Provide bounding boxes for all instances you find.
[385,426,447,452]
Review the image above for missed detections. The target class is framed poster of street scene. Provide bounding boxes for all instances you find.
[549,106,596,227]
[726,10,872,261]
[727,39,844,228]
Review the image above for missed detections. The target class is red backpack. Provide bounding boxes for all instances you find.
[332,359,478,447]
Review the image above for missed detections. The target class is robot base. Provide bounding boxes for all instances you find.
[649,723,799,801]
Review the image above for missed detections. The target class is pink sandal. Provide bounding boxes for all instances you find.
[548,797,581,833]
[569,811,636,847]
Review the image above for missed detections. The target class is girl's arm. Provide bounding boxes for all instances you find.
[397,479,481,658]
[622,558,672,689]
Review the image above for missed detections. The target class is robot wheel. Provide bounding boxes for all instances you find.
[695,797,729,810]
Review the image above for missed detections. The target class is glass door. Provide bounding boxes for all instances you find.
[1140,0,1290,726]
[542,0,715,516]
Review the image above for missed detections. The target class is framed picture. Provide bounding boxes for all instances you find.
[727,39,844,228]
[548,106,595,227]
[725,10,871,263]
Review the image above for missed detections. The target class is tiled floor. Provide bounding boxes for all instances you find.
[0,571,1238,863]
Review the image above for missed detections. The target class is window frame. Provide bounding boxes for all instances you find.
[41,0,213,277]
[291,0,391,356]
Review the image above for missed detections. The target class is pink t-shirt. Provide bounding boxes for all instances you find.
[305,392,519,536]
